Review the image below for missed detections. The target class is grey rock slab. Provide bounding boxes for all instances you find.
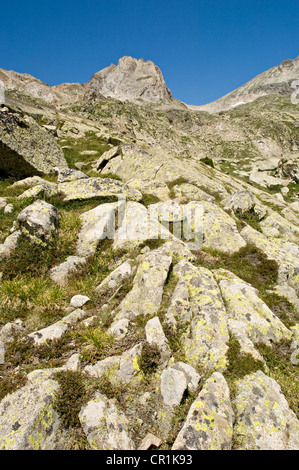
[26,308,87,345]
[160,368,188,408]
[95,260,133,294]
[113,248,172,322]
[0,230,20,260]
[0,372,65,450]
[76,201,123,257]
[172,372,234,450]
[173,260,229,372]
[234,371,299,450]
[79,392,135,450]
[49,256,87,286]
[58,177,142,202]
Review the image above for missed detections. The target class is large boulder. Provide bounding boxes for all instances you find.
[0,108,67,177]
[17,199,59,246]
[58,177,142,202]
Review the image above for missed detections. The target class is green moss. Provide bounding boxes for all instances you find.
[94,375,126,401]
[261,292,296,329]
[141,193,161,207]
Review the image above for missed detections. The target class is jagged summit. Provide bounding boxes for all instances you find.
[84,56,174,104]
[191,56,299,113]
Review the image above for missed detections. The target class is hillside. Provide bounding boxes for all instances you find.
[0,57,298,450]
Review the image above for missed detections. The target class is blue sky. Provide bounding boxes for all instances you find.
[1,0,298,105]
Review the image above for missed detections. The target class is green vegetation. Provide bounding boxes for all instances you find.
[0,372,27,401]
[141,193,161,206]
[257,341,299,418]
[53,371,88,428]
[75,327,114,358]
[200,156,214,168]
[235,207,262,232]
[58,132,110,169]
[193,244,278,293]
[224,335,265,383]
[138,343,161,375]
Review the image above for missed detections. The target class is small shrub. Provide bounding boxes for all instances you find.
[53,371,87,428]
[235,207,262,232]
[200,157,214,168]
[138,343,161,375]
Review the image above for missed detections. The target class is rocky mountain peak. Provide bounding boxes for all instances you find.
[85,56,173,104]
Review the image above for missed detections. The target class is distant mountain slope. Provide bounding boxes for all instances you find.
[1,57,177,106]
[190,56,299,113]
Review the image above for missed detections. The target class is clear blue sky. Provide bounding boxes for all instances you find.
[1,0,298,105]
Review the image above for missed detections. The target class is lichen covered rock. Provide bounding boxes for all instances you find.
[172,372,234,450]
[58,177,142,202]
[0,109,67,177]
[215,269,292,359]
[0,373,65,450]
[234,371,299,450]
[112,248,172,323]
[17,199,59,246]
[79,392,135,450]
[174,261,229,372]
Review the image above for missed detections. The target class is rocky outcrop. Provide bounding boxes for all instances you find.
[172,373,234,450]
[26,309,87,345]
[0,108,67,177]
[49,256,87,286]
[174,261,229,372]
[81,56,174,105]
